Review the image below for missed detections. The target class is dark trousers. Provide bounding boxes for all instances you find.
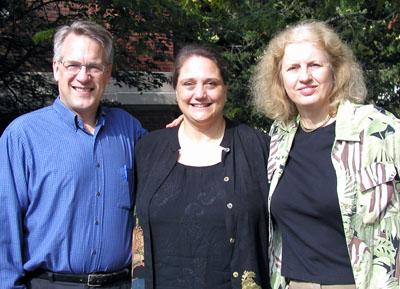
[27,277,131,289]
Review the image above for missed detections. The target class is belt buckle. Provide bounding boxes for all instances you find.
[87,273,102,287]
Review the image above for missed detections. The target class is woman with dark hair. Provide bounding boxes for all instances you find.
[131,44,270,289]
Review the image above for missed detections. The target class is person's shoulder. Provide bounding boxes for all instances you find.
[338,102,400,141]
[3,106,54,134]
[227,119,270,147]
[228,119,268,138]
[225,120,270,161]
[350,103,400,126]
[103,106,146,133]
[138,127,177,145]
[135,127,177,159]
[104,106,138,121]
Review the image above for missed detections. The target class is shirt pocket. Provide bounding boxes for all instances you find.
[357,162,399,224]
[117,166,134,210]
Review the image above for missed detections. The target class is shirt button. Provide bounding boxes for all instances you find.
[227,203,233,209]
[95,220,99,225]
[233,272,239,278]
[223,147,230,152]
[229,237,235,244]
[96,192,100,197]
[96,163,100,168]
[224,177,230,182]
[92,250,96,255]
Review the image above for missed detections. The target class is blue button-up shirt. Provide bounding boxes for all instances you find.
[0,98,147,288]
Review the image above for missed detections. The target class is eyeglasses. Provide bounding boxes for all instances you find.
[59,60,109,75]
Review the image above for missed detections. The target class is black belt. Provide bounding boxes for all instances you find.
[26,267,130,287]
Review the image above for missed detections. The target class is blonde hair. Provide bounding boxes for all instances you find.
[251,20,367,123]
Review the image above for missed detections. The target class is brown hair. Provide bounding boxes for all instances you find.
[172,44,229,89]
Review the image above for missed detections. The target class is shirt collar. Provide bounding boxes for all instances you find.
[272,117,299,134]
[335,100,362,142]
[53,97,106,131]
[271,101,362,142]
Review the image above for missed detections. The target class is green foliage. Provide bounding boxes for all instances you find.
[33,29,54,45]
[328,1,400,116]
[1,0,399,130]
[0,0,176,114]
[172,0,400,130]
[0,0,88,114]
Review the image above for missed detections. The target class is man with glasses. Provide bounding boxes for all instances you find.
[0,21,147,288]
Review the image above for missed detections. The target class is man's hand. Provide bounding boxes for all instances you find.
[166,114,184,128]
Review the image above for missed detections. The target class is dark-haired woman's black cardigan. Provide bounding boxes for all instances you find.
[132,119,270,289]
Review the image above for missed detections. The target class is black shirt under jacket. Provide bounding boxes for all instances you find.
[133,119,271,289]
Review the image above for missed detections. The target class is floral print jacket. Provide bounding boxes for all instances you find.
[267,101,400,289]
[132,120,271,289]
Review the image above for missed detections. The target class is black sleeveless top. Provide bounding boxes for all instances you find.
[271,122,355,284]
[149,162,231,289]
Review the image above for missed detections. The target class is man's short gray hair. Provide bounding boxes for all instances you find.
[53,20,113,65]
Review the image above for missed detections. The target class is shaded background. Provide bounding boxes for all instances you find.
[1,0,399,133]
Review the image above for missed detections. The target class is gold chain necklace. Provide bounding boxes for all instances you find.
[300,114,331,133]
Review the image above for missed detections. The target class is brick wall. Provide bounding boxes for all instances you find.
[0,2,178,135]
